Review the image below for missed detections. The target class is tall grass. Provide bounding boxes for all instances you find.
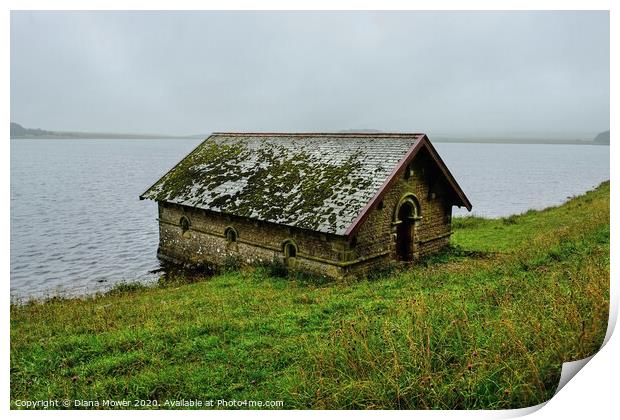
[10,182,609,409]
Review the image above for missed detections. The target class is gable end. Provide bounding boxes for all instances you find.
[343,135,472,237]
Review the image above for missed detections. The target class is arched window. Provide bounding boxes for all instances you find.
[282,239,298,266]
[404,164,414,180]
[225,226,238,243]
[179,216,190,234]
[285,242,297,258]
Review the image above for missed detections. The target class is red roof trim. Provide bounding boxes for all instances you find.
[344,134,472,237]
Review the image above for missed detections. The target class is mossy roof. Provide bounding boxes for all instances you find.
[140,133,467,235]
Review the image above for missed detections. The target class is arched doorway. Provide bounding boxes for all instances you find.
[393,194,421,261]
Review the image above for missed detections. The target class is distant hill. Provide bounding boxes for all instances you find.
[339,129,383,133]
[10,122,611,145]
[10,122,56,138]
[10,122,179,139]
[593,130,610,145]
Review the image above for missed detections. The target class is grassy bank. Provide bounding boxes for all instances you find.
[10,182,610,409]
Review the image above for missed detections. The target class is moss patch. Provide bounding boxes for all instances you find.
[142,137,383,232]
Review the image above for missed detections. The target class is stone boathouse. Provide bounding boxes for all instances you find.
[140,133,472,278]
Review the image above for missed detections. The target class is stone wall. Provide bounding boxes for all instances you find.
[155,148,456,279]
[157,202,352,278]
[347,149,455,276]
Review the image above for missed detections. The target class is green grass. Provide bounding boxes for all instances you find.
[10,182,610,409]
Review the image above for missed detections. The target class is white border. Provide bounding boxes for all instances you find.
[3,1,616,419]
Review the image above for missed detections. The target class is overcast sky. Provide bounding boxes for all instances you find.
[11,11,609,138]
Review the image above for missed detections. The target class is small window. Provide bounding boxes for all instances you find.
[283,240,298,262]
[179,216,190,234]
[404,164,411,180]
[225,227,238,243]
[285,243,297,258]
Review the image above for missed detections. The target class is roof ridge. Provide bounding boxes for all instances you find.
[211,132,426,138]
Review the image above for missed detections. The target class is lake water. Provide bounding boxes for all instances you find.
[10,139,609,300]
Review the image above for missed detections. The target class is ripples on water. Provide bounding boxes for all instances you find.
[10,138,200,300]
[10,139,609,300]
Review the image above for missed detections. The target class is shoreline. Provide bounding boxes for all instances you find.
[10,180,610,305]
